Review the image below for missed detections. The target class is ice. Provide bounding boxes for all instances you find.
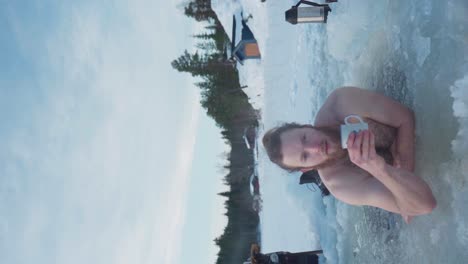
[212,0,468,263]
[412,30,431,66]
[289,80,298,107]
[450,74,468,156]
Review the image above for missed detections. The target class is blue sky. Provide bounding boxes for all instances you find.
[0,1,228,263]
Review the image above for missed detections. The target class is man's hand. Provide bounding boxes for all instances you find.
[402,214,414,224]
[347,130,385,173]
[347,130,436,224]
[330,87,416,171]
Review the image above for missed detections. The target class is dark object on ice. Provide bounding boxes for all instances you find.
[285,0,332,24]
[247,244,323,264]
[250,174,263,212]
[300,170,330,196]
[231,15,261,65]
[250,174,260,195]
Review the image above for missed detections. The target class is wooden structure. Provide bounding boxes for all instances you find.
[231,15,261,64]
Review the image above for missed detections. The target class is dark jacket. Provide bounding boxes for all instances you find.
[252,251,320,264]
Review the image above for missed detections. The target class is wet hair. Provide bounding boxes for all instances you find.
[262,123,314,172]
[263,123,337,197]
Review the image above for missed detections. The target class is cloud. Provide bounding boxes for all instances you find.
[161,91,200,264]
[1,1,198,264]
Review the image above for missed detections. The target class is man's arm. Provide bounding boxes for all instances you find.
[330,87,415,171]
[326,169,406,214]
[342,130,436,216]
[327,168,434,224]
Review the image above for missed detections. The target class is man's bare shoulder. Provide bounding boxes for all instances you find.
[318,87,414,128]
[314,87,365,126]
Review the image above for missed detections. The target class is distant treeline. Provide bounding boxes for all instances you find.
[171,0,260,263]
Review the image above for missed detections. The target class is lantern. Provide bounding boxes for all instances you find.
[285,0,332,24]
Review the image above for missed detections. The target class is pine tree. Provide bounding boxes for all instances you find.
[192,32,216,39]
[171,50,208,76]
[184,0,216,22]
[173,2,260,263]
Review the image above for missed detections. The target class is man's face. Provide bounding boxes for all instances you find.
[279,127,343,169]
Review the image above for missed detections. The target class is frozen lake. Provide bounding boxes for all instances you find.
[213,0,468,263]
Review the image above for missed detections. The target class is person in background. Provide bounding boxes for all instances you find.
[248,244,321,264]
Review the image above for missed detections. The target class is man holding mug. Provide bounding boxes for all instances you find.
[262,87,436,223]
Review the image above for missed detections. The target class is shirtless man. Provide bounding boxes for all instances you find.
[262,87,436,223]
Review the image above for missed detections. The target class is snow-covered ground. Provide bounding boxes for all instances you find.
[213,0,468,263]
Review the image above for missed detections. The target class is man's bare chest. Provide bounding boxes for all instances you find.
[318,162,370,190]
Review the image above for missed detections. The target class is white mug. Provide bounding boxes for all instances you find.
[340,115,369,149]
